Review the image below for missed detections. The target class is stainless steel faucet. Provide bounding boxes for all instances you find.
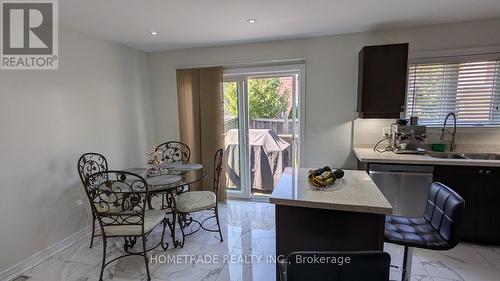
[440,112,457,151]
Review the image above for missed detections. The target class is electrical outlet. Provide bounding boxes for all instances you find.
[382,127,391,138]
[75,199,85,207]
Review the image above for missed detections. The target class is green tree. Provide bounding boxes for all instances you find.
[224,78,289,119]
[224,82,239,117]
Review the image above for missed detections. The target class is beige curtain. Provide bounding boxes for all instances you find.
[176,67,226,202]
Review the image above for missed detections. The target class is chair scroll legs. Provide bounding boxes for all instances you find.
[176,206,224,247]
[215,205,223,242]
[99,238,107,281]
[402,246,413,281]
[142,236,151,281]
[89,213,103,249]
[90,213,96,248]
[177,213,186,248]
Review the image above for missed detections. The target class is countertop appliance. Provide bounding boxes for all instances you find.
[390,123,427,154]
[369,164,433,217]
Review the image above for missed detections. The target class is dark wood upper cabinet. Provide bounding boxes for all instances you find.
[357,43,409,118]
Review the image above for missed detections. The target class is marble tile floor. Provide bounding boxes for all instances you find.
[18,200,500,281]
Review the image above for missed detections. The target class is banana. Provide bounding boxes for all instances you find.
[313,177,325,187]
[325,176,335,185]
[309,177,321,187]
[321,171,333,180]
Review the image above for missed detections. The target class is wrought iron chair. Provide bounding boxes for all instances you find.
[83,171,168,281]
[155,141,191,163]
[176,149,224,247]
[77,152,109,248]
[153,141,192,208]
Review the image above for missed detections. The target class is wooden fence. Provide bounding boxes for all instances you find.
[225,117,295,136]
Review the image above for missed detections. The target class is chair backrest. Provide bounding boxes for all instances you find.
[213,148,224,196]
[285,251,390,281]
[77,152,108,185]
[83,171,148,235]
[423,182,465,247]
[155,141,190,163]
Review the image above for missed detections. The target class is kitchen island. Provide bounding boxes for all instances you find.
[270,168,392,261]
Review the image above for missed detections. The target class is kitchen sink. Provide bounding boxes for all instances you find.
[426,152,467,159]
[427,152,500,160]
[463,153,500,160]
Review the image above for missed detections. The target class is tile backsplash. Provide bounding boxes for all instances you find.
[353,118,500,153]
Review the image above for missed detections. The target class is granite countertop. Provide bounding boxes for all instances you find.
[353,147,500,167]
[270,167,392,215]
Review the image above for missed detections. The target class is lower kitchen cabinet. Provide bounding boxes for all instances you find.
[433,165,500,245]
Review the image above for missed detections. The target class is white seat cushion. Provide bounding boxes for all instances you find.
[102,210,165,236]
[176,191,216,213]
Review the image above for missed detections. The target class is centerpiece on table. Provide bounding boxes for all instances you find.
[146,147,163,177]
[308,166,344,189]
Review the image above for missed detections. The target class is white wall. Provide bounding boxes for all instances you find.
[148,18,500,168]
[0,27,154,272]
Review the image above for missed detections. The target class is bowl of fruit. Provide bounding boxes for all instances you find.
[308,166,345,191]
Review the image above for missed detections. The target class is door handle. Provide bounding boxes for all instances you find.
[369,171,433,177]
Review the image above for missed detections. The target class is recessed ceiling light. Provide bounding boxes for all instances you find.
[149,31,159,36]
[246,19,257,24]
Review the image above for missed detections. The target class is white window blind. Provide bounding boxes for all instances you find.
[407,59,500,126]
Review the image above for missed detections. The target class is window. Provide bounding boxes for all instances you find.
[406,59,500,126]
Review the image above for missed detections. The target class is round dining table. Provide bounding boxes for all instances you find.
[123,164,209,248]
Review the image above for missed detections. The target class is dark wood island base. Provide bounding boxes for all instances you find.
[276,204,386,257]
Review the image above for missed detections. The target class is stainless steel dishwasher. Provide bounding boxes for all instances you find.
[368,164,433,217]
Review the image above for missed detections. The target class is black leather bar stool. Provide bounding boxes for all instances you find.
[385,182,465,281]
[279,251,391,281]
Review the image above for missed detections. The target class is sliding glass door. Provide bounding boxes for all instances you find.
[223,65,304,199]
[223,79,246,193]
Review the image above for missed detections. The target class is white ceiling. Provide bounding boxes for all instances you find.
[60,0,500,52]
